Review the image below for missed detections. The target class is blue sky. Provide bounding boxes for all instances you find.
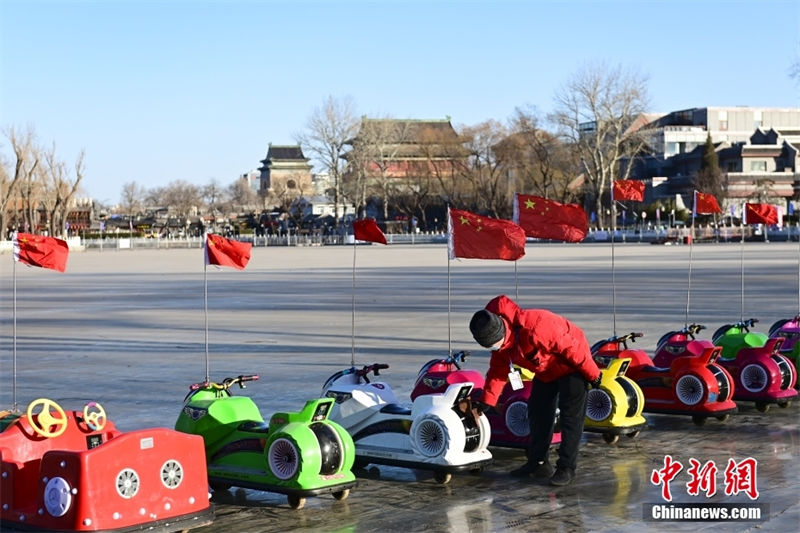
[2,0,798,205]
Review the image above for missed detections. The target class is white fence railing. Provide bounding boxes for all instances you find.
[0,226,797,253]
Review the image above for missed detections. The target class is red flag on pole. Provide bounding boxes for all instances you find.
[205,233,252,269]
[744,203,778,225]
[694,191,723,216]
[612,180,645,202]
[447,208,526,261]
[13,232,69,272]
[353,218,387,245]
[513,194,588,242]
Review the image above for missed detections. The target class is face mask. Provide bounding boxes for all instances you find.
[490,340,503,351]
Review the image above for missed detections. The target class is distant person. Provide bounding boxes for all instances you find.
[469,295,601,486]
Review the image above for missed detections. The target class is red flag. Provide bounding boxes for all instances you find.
[513,194,588,243]
[744,203,778,225]
[447,208,526,261]
[694,191,722,215]
[13,232,69,272]
[612,180,645,202]
[205,233,252,270]
[353,218,387,245]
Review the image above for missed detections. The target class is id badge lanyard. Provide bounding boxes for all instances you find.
[507,328,524,390]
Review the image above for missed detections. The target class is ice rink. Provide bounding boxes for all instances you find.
[1,242,798,532]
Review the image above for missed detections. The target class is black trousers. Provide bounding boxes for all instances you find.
[527,372,588,471]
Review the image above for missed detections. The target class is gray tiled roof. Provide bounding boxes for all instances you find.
[266,145,307,161]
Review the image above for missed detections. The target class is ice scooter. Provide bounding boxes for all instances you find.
[769,315,800,385]
[593,331,738,426]
[411,350,644,445]
[175,374,357,509]
[664,321,797,412]
[410,350,563,449]
[1,399,213,532]
[321,363,493,484]
[582,356,648,443]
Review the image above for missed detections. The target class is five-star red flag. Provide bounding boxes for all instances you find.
[447,208,526,261]
[612,180,645,202]
[353,218,387,245]
[13,232,69,272]
[693,191,722,216]
[513,194,588,243]
[205,233,252,270]
[744,203,778,225]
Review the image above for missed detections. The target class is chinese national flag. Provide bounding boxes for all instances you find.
[13,232,69,272]
[694,191,722,215]
[513,194,588,243]
[353,218,387,245]
[744,203,778,225]
[205,233,252,270]
[447,208,526,261]
[612,180,645,202]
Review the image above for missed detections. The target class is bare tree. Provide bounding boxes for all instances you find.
[297,96,359,227]
[162,180,202,218]
[41,142,84,237]
[416,126,470,209]
[349,117,415,220]
[227,178,259,211]
[120,181,146,215]
[458,120,513,217]
[0,151,12,238]
[507,106,578,202]
[7,126,42,233]
[203,178,224,215]
[552,62,650,227]
[0,126,37,236]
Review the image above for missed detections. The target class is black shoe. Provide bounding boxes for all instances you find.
[549,467,575,486]
[510,460,553,478]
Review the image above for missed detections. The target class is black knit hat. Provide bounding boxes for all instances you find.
[470,310,505,348]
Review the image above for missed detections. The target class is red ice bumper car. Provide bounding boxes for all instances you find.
[659,321,797,412]
[592,331,738,426]
[0,399,213,532]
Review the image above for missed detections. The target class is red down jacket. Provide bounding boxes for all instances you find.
[480,295,601,406]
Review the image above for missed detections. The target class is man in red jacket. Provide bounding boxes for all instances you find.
[469,295,602,486]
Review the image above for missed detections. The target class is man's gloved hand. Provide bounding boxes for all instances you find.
[472,400,490,416]
[589,375,603,389]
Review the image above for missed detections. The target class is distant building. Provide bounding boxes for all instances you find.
[258,144,313,199]
[241,169,260,193]
[626,107,800,208]
[346,117,464,184]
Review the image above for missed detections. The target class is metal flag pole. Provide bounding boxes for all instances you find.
[512,193,520,302]
[611,196,618,337]
[740,204,746,322]
[12,256,18,412]
[203,235,210,382]
[446,206,453,357]
[351,239,357,366]
[795,218,800,316]
[685,191,697,327]
[447,250,452,357]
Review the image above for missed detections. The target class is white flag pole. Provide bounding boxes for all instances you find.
[685,190,697,326]
[740,204,746,322]
[351,237,357,366]
[512,193,520,301]
[446,207,453,357]
[611,188,618,336]
[12,250,18,412]
[203,234,210,382]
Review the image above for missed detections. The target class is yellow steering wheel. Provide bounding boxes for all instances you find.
[83,401,107,431]
[27,398,68,438]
